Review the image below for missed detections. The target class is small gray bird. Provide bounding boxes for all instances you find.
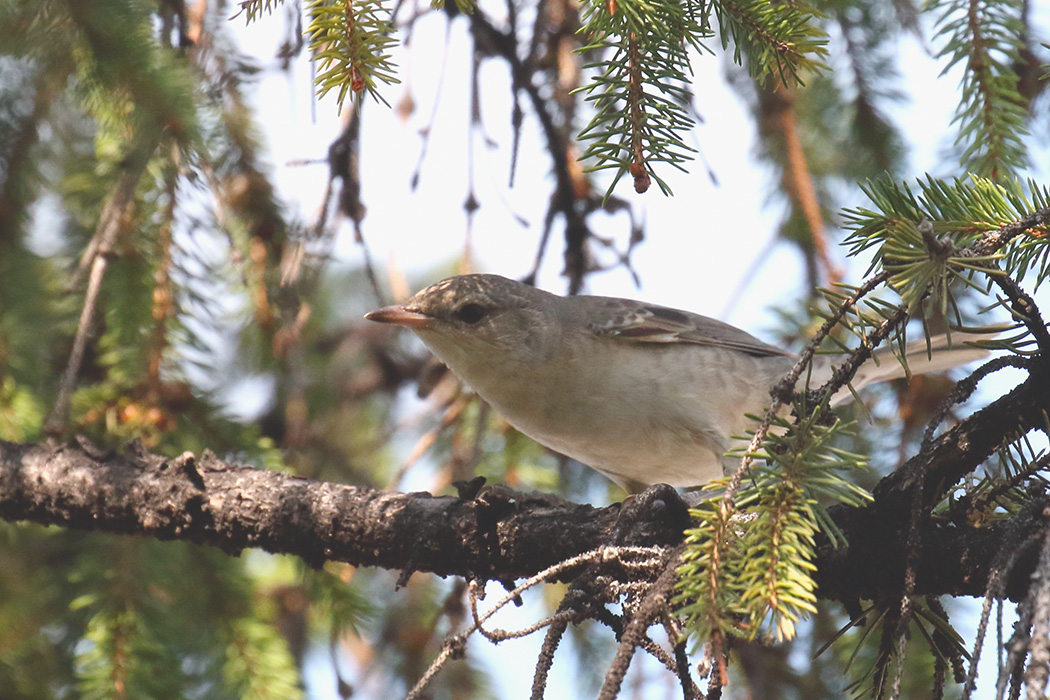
[366,274,990,491]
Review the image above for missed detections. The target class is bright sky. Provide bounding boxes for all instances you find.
[240,5,798,307]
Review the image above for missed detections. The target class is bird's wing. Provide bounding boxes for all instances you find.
[585,299,794,358]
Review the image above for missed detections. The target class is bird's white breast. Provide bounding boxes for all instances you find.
[428,329,793,490]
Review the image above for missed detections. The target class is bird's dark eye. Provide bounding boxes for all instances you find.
[455,303,486,324]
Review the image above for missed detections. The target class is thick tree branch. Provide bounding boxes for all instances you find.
[873,362,1050,510]
[1,434,1047,603]
[0,439,683,579]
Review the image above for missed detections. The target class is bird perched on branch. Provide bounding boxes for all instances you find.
[367,274,991,491]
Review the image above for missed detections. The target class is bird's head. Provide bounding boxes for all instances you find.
[365,274,561,371]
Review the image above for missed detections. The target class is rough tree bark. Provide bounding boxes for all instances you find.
[1,347,1048,605]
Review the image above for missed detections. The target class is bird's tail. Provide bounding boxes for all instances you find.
[808,330,1000,407]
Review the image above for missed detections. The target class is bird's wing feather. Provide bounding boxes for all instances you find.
[584,299,794,358]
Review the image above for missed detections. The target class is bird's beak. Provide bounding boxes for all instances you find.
[365,305,433,330]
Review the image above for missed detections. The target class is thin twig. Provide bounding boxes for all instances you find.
[993,531,1047,700]
[597,544,686,700]
[530,605,573,700]
[403,635,467,700]
[965,570,1004,699]
[331,103,384,305]
[1022,528,1050,699]
[989,274,1050,354]
[921,354,1029,450]
[634,634,699,699]
[45,159,151,434]
[888,467,925,700]
[405,545,665,700]
[626,31,650,194]
[725,270,893,503]
[468,10,592,290]
[965,203,1050,258]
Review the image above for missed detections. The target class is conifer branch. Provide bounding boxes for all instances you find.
[626,31,651,194]
[713,0,828,81]
[234,0,285,22]
[930,0,1028,176]
[1,437,1045,600]
[308,0,400,107]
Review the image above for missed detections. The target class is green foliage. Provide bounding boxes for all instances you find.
[763,71,902,185]
[0,532,308,700]
[234,0,287,23]
[751,412,873,538]
[737,481,819,644]
[428,0,478,14]
[929,0,1028,177]
[576,0,709,195]
[0,378,44,441]
[820,599,967,698]
[723,0,905,270]
[844,175,1050,295]
[240,0,402,109]
[302,563,373,638]
[174,0,1039,207]
[239,0,832,198]
[0,247,64,443]
[0,2,389,696]
[677,412,870,645]
[676,498,745,643]
[713,0,828,82]
[66,0,201,157]
[577,0,828,195]
[223,617,305,700]
[830,0,907,177]
[75,607,178,700]
[307,0,400,108]
[0,529,372,700]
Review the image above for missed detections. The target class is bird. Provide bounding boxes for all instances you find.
[366,274,992,491]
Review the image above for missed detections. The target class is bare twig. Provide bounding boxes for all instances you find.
[406,545,665,700]
[468,9,593,291]
[45,157,152,435]
[888,469,925,700]
[1022,528,1050,699]
[530,600,574,700]
[921,354,1029,450]
[597,544,686,700]
[726,270,893,504]
[989,274,1050,354]
[403,635,467,700]
[963,534,1044,700]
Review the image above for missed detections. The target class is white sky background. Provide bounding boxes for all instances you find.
[238,5,796,313]
[229,5,1048,700]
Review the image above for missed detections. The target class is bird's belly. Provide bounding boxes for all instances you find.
[522,419,728,489]
[488,381,758,490]
[458,342,789,490]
